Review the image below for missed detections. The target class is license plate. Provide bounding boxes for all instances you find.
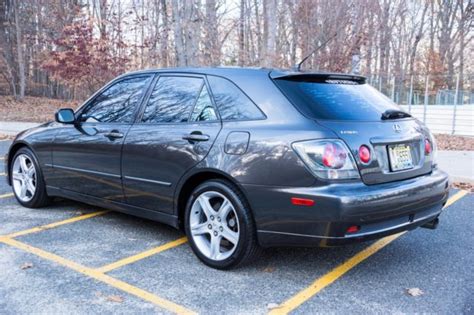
[388,144,414,171]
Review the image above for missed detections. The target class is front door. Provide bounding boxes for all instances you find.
[51,75,153,202]
[122,75,222,213]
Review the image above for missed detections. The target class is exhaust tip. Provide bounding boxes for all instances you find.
[421,217,439,230]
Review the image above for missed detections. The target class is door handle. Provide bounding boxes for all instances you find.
[104,131,124,139]
[182,132,210,142]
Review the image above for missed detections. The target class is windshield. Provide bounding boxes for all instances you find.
[274,79,401,121]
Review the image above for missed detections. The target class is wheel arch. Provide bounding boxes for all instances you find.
[174,169,251,230]
[6,141,31,185]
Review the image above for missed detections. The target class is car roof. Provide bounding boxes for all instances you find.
[123,67,271,77]
[121,67,366,81]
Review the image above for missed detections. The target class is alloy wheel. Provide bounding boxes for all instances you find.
[12,154,37,202]
[189,191,240,261]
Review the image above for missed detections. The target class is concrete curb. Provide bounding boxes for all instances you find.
[0,121,40,135]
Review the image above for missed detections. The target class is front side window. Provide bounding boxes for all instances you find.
[142,76,204,123]
[207,76,265,121]
[80,76,152,123]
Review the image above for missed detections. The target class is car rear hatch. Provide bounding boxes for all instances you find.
[271,71,434,185]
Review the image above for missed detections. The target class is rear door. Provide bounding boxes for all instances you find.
[122,74,221,213]
[51,75,153,201]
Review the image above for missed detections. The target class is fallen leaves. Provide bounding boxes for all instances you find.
[263,266,276,273]
[452,182,474,193]
[267,303,281,310]
[20,262,33,270]
[95,292,124,303]
[0,133,15,140]
[0,95,76,123]
[434,134,474,151]
[406,287,424,297]
[106,295,124,303]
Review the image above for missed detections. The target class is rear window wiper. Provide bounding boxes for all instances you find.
[381,109,411,120]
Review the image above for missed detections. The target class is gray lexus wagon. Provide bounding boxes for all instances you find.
[5,67,449,269]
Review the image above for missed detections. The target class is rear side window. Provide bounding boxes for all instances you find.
[142,76,203,123]
[190,85,218,122]
[207,76,265,121]
[274,78,400,121]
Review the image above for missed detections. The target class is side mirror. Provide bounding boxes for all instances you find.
[55,108,75,124]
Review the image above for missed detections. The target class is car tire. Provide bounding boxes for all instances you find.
[10,147,51,208]
[184,179,259,269]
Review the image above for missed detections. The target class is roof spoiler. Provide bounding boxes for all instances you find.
[270,71,366,83]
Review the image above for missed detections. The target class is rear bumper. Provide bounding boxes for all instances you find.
[243,168,449,247]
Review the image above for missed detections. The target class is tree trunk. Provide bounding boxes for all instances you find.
[160,0,169,67]
[172,2,185,66]
[263,0,277,67]
[238,0,245,66]
[13,0,25,100]
[205,0,219,66]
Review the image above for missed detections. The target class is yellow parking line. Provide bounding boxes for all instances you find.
[0,193,14,199]
[97,237,188,273]
[0,237,196,315]
[444,190,469,207]
[3,210,110,238]
[269,190,469,315]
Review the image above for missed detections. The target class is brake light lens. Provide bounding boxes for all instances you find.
[292,139,360,180]
[425,139,432,155]
[358,145,371,164]
[322,143,347,168]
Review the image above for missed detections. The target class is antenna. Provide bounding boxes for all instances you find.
[293,32,338,72]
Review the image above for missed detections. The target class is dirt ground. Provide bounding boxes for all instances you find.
[434,134,474,151]
[0,95,76,123]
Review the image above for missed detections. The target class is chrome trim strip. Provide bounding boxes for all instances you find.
[124,175,172,187]
[52,164,121,178]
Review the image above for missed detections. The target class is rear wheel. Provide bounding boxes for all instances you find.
[184,179,259,269]
[11,147,50,208]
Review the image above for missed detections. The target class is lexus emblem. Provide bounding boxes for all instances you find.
[393,124,402,133]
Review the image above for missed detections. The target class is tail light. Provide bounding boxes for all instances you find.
[358,145,371,164]
[424,139,432,155]
[292,140,360,180]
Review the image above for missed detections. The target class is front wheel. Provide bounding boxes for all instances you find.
[184,179,259,269]
[11,147,51,208]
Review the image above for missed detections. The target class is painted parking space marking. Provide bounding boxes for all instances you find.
[0,237,196,315]
[269,190,469,315]
[3,210,110,238]
[0,173,5,176]
[96,236,188,273]
[0,192,13,199]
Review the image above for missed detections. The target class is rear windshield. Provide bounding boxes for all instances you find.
[274,78,400,121]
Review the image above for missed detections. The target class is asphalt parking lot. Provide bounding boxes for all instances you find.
[0,139,473,314]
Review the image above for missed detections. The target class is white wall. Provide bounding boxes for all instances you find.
[400,105,474,136]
